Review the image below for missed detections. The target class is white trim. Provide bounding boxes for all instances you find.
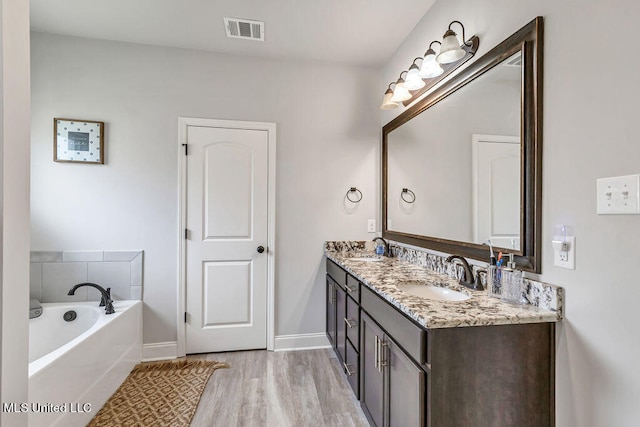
[274,333,331,352]
[177,117,277,356]
[142,341,179,362]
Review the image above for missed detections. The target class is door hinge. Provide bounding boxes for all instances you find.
[184,228,188,239]
[184,312,187,323]
[182,143,188,155]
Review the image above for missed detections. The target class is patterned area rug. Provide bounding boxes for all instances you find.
[88,359,228,427]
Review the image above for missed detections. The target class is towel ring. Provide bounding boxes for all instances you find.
[346,187,363,203]
[401,188,416,203]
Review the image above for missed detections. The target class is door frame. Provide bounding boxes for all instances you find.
[176,117,276,356]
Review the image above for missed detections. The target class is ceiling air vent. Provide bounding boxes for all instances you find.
[224,17,265,41]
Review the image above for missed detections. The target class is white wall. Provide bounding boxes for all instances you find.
[30,33,380,346]
[1,0,30,425]
[382,0,640,425]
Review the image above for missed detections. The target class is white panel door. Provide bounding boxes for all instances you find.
[472,135,521,251]
[185,126,268,353]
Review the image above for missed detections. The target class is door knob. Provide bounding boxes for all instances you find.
[257,246,265,253]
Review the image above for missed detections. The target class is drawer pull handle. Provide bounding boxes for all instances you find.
[344,317,357,328]
[343,362,356,376]
[374,335,379,369]
[345,285,356,293]
[379,340,388,371]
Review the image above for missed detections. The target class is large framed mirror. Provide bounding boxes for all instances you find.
[383,17,543,272]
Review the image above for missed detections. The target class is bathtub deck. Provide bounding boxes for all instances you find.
[188,349,368,426]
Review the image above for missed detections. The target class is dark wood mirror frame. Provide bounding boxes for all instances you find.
[382,16,543,272]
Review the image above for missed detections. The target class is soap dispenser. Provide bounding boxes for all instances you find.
[500,254,524,304]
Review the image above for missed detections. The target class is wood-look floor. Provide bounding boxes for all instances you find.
[188,349,369,427]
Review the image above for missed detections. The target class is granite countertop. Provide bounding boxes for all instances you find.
[325,248,562,329]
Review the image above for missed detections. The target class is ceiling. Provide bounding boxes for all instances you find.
[30,0,436,67]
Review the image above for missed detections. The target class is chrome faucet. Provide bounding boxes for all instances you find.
[68,283,115,314]
[372,237,391,257]
[445,255,484,291]
[29,298,43,319]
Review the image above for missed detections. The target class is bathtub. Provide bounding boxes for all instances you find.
[28,300,142,427]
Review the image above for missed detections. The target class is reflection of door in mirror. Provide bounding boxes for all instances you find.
[472,134,520,251]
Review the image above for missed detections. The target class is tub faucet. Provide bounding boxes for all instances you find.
[372,237,391,257]
[445,255,484,291]
[29,298,43,319]
[68,283,115,314]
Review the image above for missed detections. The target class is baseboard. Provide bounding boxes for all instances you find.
[274,333,331,352]
[142,341,179,361]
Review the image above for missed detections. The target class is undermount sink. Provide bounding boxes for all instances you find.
[349,256,384,262]
[398,282,470,302]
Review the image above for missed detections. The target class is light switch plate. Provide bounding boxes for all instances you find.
[367,219,376,233]
[597,174,640,215]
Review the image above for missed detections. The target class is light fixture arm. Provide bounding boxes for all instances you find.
[382,81,396,96]
[395,70,409,86]
[424,40,442,56]
[447,20,472,46]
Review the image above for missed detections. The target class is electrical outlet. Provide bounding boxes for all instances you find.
[367,219,376,233]
[553,236,575,269]
[559,242,569,261]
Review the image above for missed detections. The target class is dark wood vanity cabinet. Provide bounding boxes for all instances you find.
[326,259,555,427]
[326,274,347,362]
[326,260,360,398]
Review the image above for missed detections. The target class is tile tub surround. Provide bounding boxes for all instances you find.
[324,241,563,329]
[30,250,143,303]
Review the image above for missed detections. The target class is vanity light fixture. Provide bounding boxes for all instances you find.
[404,59,426,91]
[389,71,412,103]
[436,20,471,64]
[380,83,400,110]
[379,19,478,109]
[419,41,444,78]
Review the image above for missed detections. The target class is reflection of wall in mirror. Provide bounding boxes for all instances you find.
[387,54,521,244]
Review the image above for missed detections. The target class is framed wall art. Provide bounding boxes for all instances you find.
[53,118,105,164]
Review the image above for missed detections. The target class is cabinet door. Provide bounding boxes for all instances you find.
[335,283,347,363]
[360,312,385,427]
[344,339,359,398]
[386,337,424,427]
[326,276,336,347]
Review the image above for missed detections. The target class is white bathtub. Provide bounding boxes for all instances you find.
[28,300,142,427]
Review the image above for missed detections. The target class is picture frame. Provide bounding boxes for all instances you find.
[53,118,105,164]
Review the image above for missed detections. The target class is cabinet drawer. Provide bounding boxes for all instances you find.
[361,286,427,365]
[343,339,359,399]
[326,259,347,288]
[345,274,360,301]
[345,296,360,351]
